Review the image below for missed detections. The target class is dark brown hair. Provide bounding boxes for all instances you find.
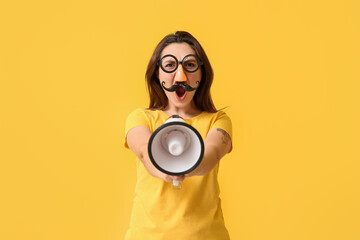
[145,31,217,113]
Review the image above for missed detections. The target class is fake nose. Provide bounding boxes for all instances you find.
[174,64,187,83]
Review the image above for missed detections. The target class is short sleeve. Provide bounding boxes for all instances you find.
[210,111,233,152]
[124,108,150,149]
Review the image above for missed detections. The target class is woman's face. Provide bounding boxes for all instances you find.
[158,42,202,110]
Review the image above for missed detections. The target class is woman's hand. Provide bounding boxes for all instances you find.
[155,171,186,183]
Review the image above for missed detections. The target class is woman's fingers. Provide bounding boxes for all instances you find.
[156,171,186,183]
[171,175,185,182]
[163,175,173,182]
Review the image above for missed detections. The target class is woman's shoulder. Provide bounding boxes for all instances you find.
[200,109,231,120]
[128,107,159,114]
[127,108,146,118]
[127,108,165,120]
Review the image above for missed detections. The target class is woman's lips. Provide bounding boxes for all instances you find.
[175,87,187,101]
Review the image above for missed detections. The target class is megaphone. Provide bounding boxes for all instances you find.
[148,115,204,189]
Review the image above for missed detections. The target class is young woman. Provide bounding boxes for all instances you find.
[124,31,233,239]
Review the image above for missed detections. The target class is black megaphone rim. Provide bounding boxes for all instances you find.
[148,121,204,176]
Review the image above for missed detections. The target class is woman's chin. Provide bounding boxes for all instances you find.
[172,98,196,110]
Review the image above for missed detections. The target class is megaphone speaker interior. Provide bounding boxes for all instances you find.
[148,115,204,180]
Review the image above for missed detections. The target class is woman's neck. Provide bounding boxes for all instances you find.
[163,102,202,119]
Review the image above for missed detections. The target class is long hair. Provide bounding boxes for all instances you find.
[145,31,217,113]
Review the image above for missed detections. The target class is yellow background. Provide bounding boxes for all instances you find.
[1,0,359,239]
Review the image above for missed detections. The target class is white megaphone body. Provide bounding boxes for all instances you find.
[148,115,204,189]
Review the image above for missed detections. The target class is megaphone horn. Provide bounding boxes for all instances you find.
[148,115,204,189]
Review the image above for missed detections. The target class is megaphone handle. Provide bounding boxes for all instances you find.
[171,180,182,190]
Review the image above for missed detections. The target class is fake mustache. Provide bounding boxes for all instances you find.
[161,81,200,92]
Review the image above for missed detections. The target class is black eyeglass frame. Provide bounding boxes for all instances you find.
[158,54,203,73]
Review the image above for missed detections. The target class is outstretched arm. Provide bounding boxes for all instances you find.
[185,128,232,177]
[126,126,185,182]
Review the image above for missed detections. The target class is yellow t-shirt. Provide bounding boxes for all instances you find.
[124,108,232,240]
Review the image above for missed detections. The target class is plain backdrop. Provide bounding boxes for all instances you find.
[0,0,359,239]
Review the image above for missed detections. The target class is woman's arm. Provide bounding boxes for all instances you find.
[185,128,232,177]
[126,126,185,182]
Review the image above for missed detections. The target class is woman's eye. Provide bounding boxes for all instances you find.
[163,61,176,69]
[184,61,197,69]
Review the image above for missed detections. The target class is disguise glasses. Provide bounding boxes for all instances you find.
[158,54,203,73]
